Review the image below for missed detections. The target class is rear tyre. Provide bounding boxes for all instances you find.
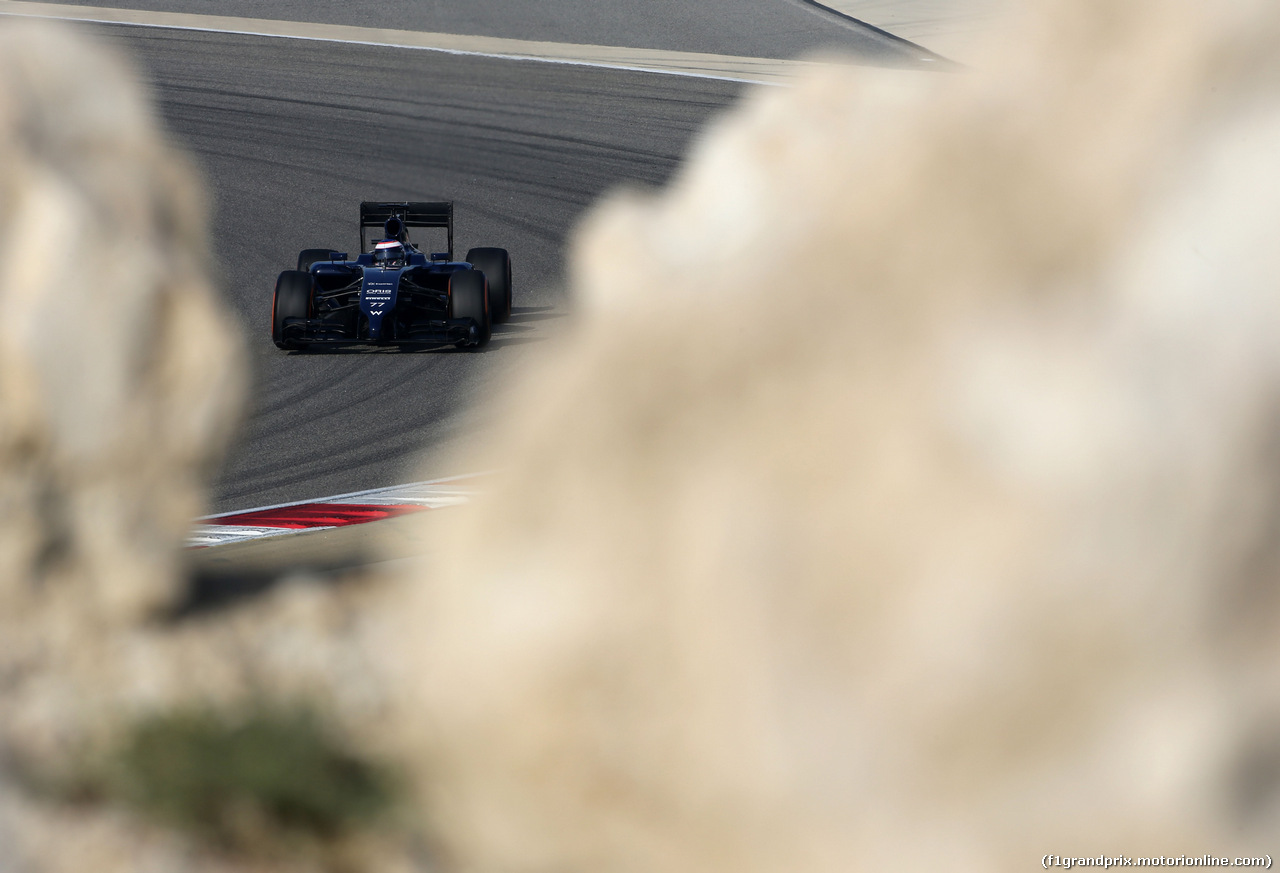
[449,269,490,348]
[272,270,313,349]
[297,248,336,272]
[465,247,512,324]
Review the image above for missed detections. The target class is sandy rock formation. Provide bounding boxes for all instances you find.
[0,18,267,872]
[0,19,244,625]
[2,567,420,873]
[0,16,244,725]
[391,1,1280,870]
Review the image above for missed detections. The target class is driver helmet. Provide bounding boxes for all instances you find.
[373,239,407,267]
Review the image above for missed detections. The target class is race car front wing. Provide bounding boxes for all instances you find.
[279,316,482,347]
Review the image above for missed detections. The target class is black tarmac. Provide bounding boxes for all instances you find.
[66,5,921,512]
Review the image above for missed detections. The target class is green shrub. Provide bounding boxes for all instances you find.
[108,703,396,854]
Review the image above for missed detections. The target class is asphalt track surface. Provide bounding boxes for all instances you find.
[31,7,932,514]
[36,0,931,59]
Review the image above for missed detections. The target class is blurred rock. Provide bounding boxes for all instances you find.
[2,565,415,872]
[0,19,244,624]
[0,17,265,872]
[0,21,421,873]
[391,1,1280,870]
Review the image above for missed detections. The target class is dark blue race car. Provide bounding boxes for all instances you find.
[271,201,512,350]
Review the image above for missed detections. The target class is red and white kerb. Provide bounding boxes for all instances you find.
[188,474,484,548]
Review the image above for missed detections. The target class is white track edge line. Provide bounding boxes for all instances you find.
[0,10,789,85]
[188,525,338,547]
[198,471,493,521]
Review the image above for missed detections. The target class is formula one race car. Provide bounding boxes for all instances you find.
[271,201,512,350]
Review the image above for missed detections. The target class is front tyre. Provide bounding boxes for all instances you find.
[449,268,490,348]
[272,270,313,349]
[465,247,512,324]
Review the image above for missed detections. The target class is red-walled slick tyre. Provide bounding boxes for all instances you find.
[465,247,512,324]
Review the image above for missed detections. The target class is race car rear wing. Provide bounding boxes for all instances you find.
[359,201,453,257]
